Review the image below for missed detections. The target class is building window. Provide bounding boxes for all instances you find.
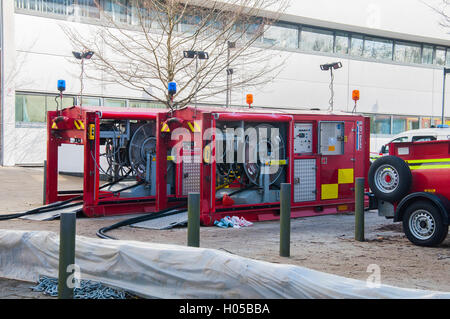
[300,27,333,53]
[263,23,299,49]
[350,34,363,56]
[394,42,421,64]
[363,37,393,61]
[104,98,126,107]
[47,95,75,111]
[435,47,446,66]
[15,94,47,123]
[370,115,391,135]
[392,116,419,134]
[80,97,101,106]
[334,32,349,54]
[129,100,166,108]
[422,45,434,64]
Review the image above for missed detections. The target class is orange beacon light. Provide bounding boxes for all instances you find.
[246,94,253,108]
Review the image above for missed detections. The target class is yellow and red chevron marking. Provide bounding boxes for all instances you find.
[73,119,85,130]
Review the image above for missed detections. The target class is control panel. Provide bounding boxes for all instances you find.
[294,123,313,154]
[319,121,345,155]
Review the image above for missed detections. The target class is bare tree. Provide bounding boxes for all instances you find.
[62,0,289,109]
[424,0,450,28]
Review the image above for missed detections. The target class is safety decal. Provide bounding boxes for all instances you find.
[356,121,362,151]
[161,123,170,133]
[321,184,338,200]
[74,120,85,130]
[188,121,201,133]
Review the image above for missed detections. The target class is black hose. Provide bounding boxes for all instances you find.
[0,174,141,221]
[96,203,187,240]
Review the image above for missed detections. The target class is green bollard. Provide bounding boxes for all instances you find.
[355,177,365,242]
[58,212,77,299]
[43,160,47,205]
[280,183,291,257]
[187,192,200,247]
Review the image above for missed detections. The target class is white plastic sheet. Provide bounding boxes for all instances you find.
[0,230,448,299]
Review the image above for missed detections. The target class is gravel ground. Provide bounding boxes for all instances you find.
[0,166,448,298]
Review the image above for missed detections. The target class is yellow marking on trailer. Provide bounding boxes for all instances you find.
[338,205,348,211]
[265,160,287,166]
[424,189,436,193]
[410,165,450,170]
[161,123,170,133]
[338,168,354,184]
[406,158,450,164]
[321,184,338,200]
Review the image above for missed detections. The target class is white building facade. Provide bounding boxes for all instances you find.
[2,0,450,166]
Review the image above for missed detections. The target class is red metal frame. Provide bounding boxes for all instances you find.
[46,105,370,223]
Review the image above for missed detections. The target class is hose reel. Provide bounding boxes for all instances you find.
[128,123,157,180]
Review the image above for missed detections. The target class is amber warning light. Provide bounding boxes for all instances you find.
[352,90,360,101]
[246,94,253,108]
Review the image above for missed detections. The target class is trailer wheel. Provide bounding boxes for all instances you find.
[403,201,448,247]
[368,156,412,202]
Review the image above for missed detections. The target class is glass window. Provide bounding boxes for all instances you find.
[406,117,420,130]
[104,98,126,107]
[129,101,166,108]
[370,115,391,135]
[446,49,450,66]
[394,42,421,64]
[422,45,434,64]
[263,23,299,49]
[47,95,75,111]
[15,94,46,123]
[180,15,201,33]
[334,32,349,54]
[363,37,393,60]
[300,27,333,53]
[103,0,129,23]
[392,116,407,135]
[435,47,446,66]
[391,136,408,143]
[350,35,363,56]
[421,117,432,129]
[77,0,100,19]
[392,116,419,134]
[82,97,101,106]
[15,0,75,15]
[412,136,437,142]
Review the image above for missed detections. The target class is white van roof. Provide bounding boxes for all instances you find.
[391,127,450,140]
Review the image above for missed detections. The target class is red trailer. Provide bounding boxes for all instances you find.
[369,140,450,246]
[46,105,370,224]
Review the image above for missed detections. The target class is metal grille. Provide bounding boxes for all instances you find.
[182,159,201,195]
[294,159,316,202]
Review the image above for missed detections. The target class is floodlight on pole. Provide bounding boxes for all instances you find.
[226,41,236,108]
[320,62,342,112]
[183,50,209,116]
[72,50,95,112]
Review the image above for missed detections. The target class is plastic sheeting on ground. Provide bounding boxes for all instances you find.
[0,229,448,299]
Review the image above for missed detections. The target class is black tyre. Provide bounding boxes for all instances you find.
[368,156,412,202]
[402,201,448,247]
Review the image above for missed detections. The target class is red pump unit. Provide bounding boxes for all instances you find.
[46,105,370,223]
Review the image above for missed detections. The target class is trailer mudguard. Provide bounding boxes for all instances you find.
[394,192,450,224]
